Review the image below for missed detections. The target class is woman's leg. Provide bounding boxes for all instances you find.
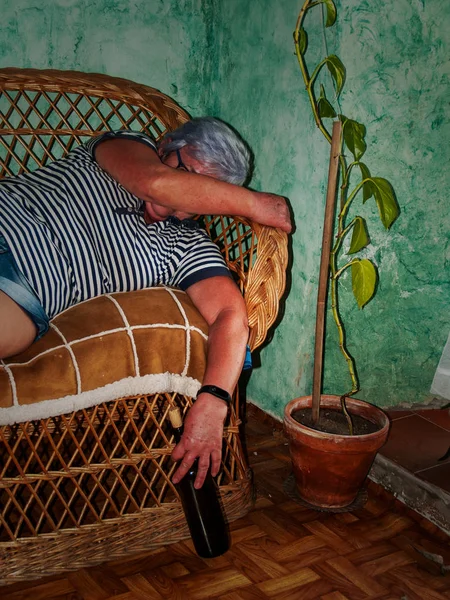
[0,290,37,358]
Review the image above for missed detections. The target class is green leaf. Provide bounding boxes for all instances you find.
[348,217,370,254]
[298,27,307,54]
[368,177,399,229]
[318,97,337,118]
[343,119,367,161]
[358,162,374,202]
[318,0,337,27]
[317,85,336,118]
[325,55,346,97]
[351,259,377,308]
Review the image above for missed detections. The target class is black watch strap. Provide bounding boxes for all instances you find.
[197,385,232,404]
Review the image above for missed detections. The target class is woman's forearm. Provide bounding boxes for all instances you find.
[147,166,258,222]
[148,167,292,232]
[200,307,249,394]
[171,284,249,488]
[96,140,292,231]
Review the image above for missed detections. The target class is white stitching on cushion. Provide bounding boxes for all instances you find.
[4,325,208,369]
[166,287,190,377]
[50,322,82,394]
[106,294,140,378]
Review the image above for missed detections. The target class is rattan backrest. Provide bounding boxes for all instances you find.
[0,68,189,177]
[0,68,288,350]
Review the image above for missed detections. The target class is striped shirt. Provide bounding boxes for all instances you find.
[0,130,230,319]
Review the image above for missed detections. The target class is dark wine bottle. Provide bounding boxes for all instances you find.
[169,407,230,558]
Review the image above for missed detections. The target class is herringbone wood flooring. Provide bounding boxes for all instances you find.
[2,408,449,600]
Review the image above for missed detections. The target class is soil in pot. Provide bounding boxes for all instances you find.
[292,407,380,435]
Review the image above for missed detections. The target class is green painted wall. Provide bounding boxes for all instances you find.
[0,0,215,116]
[204,0,450,415]
[2,0,449,415]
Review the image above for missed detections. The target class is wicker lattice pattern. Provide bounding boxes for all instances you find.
[0,68,187,177]
[0,393,252,581]
[0,393,247,540]
[0,68,287,584]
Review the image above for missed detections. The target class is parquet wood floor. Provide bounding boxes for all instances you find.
[2,412,450,600]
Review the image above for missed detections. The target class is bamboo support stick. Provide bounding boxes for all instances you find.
[311,120,342,424]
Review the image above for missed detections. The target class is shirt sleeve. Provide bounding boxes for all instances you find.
[83,130,158,162]
[168,225,232,291]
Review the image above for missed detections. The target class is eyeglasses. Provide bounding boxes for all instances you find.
[175,149,189,172]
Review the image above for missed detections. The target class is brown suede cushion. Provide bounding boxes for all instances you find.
[0,288,208,425]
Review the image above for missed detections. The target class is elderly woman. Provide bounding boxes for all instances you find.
[0,117,291,488]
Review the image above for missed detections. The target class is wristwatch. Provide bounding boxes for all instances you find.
[197,385,232,405]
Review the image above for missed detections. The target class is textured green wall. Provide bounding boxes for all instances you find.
[321,0,450,409]
[2,0,449,415]
[0,0,215,115]
[204,0,450,415]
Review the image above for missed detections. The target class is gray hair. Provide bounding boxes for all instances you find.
[159,117,252,185]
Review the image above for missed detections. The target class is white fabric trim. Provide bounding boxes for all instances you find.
[0,373,202,426]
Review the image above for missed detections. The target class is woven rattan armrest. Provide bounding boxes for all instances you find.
[202,216,288,350]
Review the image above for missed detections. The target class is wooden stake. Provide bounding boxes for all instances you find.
[311,121,342,424]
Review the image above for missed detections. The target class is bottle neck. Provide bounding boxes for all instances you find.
[172,425,183,444]
[169,407,184,444]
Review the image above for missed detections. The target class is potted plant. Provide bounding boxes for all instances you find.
[284,0,399,509]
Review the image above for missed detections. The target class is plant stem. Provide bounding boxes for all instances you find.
[334,258,357,280]
[340,394,354,436]
[295,0,360,411]
[339,180,365,229]
[294,1,332,144]
[340,216,358,242]
[329,246,360,396]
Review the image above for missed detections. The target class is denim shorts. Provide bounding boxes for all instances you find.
[0,233,50,340]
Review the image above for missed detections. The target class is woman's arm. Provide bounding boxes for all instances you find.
[95,139,292,232]
[171,275,249,488]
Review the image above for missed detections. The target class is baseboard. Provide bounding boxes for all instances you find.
[370,454,450,537]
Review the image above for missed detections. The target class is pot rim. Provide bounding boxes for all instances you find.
[284,394,390,442]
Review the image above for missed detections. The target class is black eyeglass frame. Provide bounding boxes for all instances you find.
[175,148,189,172]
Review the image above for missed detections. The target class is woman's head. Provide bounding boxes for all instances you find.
[159,117,252,185]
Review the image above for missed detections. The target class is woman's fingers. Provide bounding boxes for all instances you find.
[172,450,197,484]
[171,438,221,487]
[194,455,211,489]
[172,445,214,488]
[171,438,187,462]
[210,449,222,478]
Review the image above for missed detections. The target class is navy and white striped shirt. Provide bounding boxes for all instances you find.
[0,130,230,319]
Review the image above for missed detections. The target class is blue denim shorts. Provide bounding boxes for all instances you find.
[0,233,50,340]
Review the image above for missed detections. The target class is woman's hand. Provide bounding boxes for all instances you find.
[171,394,228,488]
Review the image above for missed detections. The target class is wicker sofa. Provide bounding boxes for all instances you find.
[0,68,288,585]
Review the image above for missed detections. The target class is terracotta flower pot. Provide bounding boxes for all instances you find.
[283,395,390,509]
